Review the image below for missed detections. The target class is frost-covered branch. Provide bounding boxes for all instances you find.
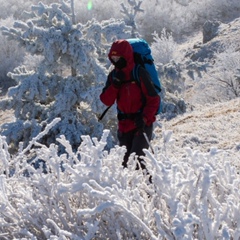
[0,128,239,238]
[120,0,144,37]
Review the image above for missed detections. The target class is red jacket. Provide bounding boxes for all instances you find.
[100,40,160,133]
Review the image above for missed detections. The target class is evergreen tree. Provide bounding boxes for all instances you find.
[0,1,132,152]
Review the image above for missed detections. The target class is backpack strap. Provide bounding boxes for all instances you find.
[98,70,128,121]
[115,65,146,121]
[132,64,141,85]
[132,64,146,106]
[99,66,145,121]
[98,105,112,121]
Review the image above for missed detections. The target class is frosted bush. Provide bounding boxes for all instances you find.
[0,1,132,152]
[0,120,239,239]
[139,0,240,41]
[151,29,178,65]
[210,43,240,98]
[0,17,25,94]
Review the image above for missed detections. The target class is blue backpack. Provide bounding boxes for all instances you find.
[98,38,162,121]
[127,38,162,114]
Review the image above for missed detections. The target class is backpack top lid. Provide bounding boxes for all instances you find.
[127,38,152,58]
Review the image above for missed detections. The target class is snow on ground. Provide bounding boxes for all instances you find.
[153,98,240,173]
[159,98,240,153]
[0,108,14,125]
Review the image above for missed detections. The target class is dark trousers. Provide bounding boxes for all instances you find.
[117,124,153,170]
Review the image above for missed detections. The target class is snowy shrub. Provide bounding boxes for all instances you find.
[194,42,240,103]
[155,59,187,119]
[0,17,25,95]
[0,1,132,153]
[1,0,240,44]
[0,0,64,20]
[0,120,239,239]
[150,29,187,118]
[209,43,240,99]
[120,0,144,37]
[151,29,178,65]
[138,0,240,41]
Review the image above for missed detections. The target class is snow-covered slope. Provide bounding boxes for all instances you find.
[152,17,240,165]
[179,18,240,106]
[155,98,240,168]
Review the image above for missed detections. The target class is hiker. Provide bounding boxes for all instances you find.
[100,39,160,172]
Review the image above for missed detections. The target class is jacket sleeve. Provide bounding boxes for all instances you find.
[138,67,160,124]
[100,72,120,106]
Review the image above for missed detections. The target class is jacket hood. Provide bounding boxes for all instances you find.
[108,39,135,79]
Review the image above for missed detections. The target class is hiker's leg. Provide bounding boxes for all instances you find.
[117,130,135,168]
[130,124,153,170]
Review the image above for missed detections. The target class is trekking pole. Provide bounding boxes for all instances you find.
[98,105,112,121]
[143,131,154,154]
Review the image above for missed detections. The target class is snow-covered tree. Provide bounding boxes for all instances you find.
[0,1,132,153]
[151,28,178,65]
[0,17,25,95]
[120,0,144,37]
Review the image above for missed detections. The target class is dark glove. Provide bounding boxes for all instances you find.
[112,71,125,88]
[135,114,146,130]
